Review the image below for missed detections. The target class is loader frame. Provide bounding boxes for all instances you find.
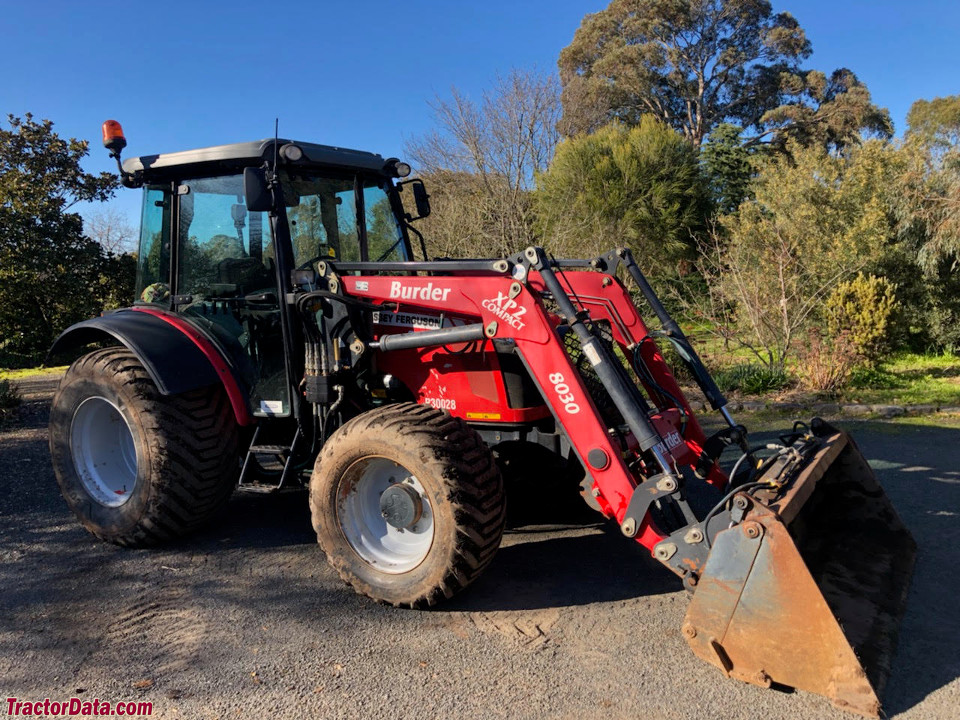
[335,245,735,574]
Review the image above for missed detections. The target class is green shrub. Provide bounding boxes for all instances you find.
[714,363,789,394]
[825,273,898,364]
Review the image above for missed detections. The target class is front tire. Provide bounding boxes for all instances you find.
[310,403,505,608]
[49,348,239,546]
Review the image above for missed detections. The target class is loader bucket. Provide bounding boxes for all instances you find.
[682,428,916,717]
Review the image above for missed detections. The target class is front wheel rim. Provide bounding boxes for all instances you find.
[336,457,435,574]
[70,396,138,507]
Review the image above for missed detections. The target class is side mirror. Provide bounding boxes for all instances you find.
[412,180,431,219]
[244,167,273,212]
[399,178,431,220]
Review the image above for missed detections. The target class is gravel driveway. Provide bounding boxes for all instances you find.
[1,374,957,719]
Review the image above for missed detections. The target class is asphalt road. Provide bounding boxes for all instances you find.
[1,375,957,720]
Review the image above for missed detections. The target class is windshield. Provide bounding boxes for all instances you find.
[284,173,408,268]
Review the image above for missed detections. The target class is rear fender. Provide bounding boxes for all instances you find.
[48,308,254,426]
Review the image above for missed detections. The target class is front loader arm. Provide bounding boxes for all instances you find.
[523,259,720,481]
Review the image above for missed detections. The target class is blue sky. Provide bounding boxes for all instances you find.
[3,1,958,228]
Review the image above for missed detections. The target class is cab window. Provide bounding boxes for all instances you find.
[287,177,359,265]
[365,184,406,262]
[135,185,172,304]
[177,175,274,300]
[286,174,407,268]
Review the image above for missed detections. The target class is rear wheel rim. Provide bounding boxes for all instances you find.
[336,457,434,574]
[70,396,138,507]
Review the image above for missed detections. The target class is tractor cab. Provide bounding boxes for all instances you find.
[118,134,421,420]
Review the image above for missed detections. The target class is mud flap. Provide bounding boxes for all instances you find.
[682,429,916,717]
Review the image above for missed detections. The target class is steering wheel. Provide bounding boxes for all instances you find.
[296,257,321,271]
[297,249,340,271]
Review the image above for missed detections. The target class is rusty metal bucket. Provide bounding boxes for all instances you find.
[683,428,916,717]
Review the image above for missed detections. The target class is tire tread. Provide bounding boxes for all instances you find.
[50,348,238,547]
[310,403,505,608]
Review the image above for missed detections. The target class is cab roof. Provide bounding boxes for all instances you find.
[122,139,390,180]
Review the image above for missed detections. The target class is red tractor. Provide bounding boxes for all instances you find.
[48,122,914,717]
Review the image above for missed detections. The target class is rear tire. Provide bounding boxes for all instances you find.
[49,348,239,546]
[310,403,505,608]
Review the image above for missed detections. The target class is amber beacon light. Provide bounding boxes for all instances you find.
[101,120,127,154]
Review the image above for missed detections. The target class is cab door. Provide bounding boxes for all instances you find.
[172,174,291,418]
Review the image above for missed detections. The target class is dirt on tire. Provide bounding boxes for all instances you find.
[49,347,239,546]
[310,402,506,608]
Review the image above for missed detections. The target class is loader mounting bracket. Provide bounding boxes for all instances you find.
[620,474,682,538]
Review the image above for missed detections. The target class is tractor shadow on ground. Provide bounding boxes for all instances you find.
[196,488,316,550]
[448,470,682,611]
[449,525,681,612]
